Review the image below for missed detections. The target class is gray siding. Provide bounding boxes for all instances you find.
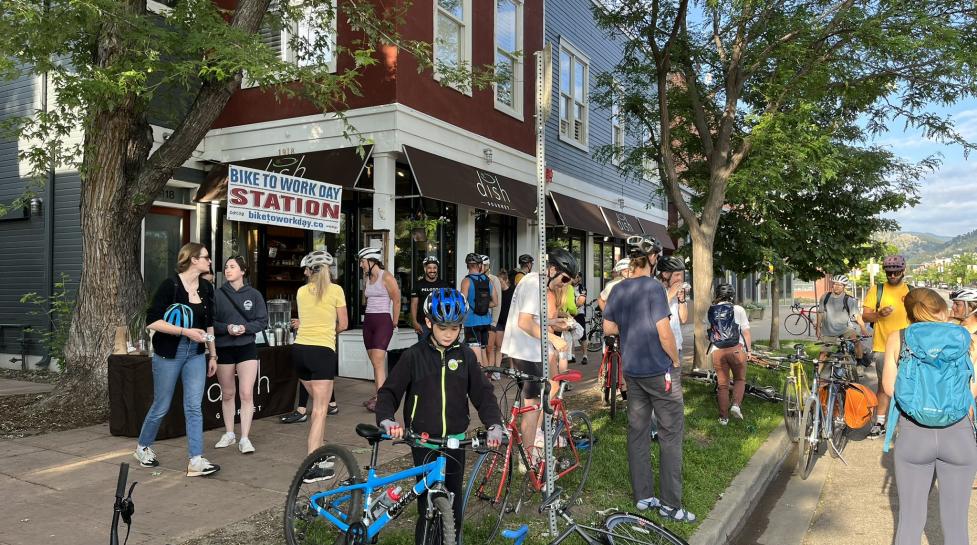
[544,0,666,211]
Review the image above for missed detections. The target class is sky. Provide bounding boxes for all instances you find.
[874,101,977,238]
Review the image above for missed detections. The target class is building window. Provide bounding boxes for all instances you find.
[559,39,589,149]
[242,2,338,89]
[494,0,523,118]
[434,0,473,92]
[611,88,624,165]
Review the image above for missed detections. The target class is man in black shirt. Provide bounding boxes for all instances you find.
[410,256,452,342]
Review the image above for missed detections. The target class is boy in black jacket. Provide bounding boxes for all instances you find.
[376,288,504,542]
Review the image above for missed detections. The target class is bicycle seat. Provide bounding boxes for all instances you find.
[553,370,582,383]
[355,423,384,442]
[538,486,564,513]
[793,343,805,350]
[501,525,529,545]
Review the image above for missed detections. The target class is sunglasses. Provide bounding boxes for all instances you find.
[885,270,904,277]
[556,273,571,284]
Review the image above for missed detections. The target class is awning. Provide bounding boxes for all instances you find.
[195,145,373,203]
[549,192,611,236]
[403,145,537,219]
[602,208,645,239]
[639,218,675,250]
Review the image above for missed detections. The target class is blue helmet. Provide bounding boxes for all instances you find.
[423,288,469,326]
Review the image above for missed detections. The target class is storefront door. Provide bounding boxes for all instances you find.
[474,211,517,275]
[143,206,190,296]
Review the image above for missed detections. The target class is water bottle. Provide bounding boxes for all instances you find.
[369,486,402,520]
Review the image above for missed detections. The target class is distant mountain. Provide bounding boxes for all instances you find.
[928,228,977,259]
[876,231,951,263]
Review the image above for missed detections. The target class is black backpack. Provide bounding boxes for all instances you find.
[708,303,741,349]
[468,274,492,316]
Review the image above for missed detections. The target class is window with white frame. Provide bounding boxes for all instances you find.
[611,88,624,165]
[434,0,472,89]
[559,40,589,148]
[242,2,337,89]
[494,0,523,116]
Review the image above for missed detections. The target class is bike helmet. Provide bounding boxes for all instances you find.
[626,234,662,258]
[357,247,383,263]
[547,248,579,277]
[832,274,850,286]
[465,252,483,265]
[882,255,906,272]
[656,255,686,273]
[423,288,470,326]
[422,255,440,267]
[715,283,735,301]
[518,254,534,266]
[163,303,193,329]
[481,255,491,265]
[950,288,977,302]
[612,258,631,273]
[301,250,334,271]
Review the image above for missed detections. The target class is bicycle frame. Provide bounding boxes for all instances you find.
[309,452,448,540]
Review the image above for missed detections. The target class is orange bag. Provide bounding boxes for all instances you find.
[843,383,878,429]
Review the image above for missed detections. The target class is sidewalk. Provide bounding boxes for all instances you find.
[0,378,53,396]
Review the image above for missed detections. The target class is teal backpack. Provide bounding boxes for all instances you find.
[883,322,977,452]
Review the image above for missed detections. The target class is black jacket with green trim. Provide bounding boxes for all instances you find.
[375,337,502,438]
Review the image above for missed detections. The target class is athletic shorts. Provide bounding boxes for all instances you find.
[512,358,544,399]
[216,343,257,365]
[465,325,490,348]
[574,314,587,337]
[292,344,338,381]
[363,313,394,351]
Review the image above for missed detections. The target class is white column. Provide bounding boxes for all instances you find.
[585,233,596,294]
[372,151,396,266]
[457,205,476,284]
[516,217,534,259]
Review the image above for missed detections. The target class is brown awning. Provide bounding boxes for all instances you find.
[550,192,611,236]
[602,208,646,239]
[403,145,537,219]
[639,218,675,250]
[195,145,372,203]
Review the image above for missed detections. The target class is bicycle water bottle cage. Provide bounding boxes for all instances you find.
[502,525,530,545]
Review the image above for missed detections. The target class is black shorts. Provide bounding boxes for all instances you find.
[216,343,258,365]
[574,314,587,336]
[292,344,338,381]
[465,325,490,348]
[512,358,544,399]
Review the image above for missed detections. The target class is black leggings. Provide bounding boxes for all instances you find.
[296,383,336,408]
[411,446,466,544]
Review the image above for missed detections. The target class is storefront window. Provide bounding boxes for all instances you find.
[143,206,190,296]
[394,197,458,326]
[545,227,585,279]
[474,211,517,273]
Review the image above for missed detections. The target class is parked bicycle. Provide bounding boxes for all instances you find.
[460,366,594,545]
[684,368,784,403]
[784,302,819,337]
[500,486,688,545]
[585,299,604,353]
[597,334,625,419]
[796,356,856,479]
[283,425,486,545]
[778,343,811,444]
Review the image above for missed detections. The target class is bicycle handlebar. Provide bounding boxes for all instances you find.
[115,463,128,500]
[392,429,483,449]
[483,367,554,414]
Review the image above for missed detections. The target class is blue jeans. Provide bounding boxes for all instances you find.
[138,337,207,458]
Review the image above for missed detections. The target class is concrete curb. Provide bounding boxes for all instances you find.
[689,425,791,545]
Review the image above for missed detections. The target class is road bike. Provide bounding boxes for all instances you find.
[598,334,625,419]
[461,366,594,545]
[784,302,819,337]
[585,299,604,353]
[777,343,811,444]
[816,334,869,382]
[796,356,856,480]
[283,424,484,545]
[500,486,688,545]
[684,368,784,403]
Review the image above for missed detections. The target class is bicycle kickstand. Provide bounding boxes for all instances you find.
[827,439,850,466]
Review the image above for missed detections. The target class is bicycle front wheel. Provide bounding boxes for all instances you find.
[604,512,688,545]
[421,495,457,545]
[784,313,808,336]
[797,398,819,480]
[552,409,594,505]
[782,380,801,442]
[284,445,363,545]
[461,448,512,545]
[588,328,604,352]
[829,390,849,457]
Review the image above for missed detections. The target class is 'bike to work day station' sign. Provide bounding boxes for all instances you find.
[226,164,343,233]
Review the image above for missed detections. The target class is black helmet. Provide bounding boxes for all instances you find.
[465,252,482,265]
[518,254,534,266]
[715,283,735,301]
[547,249,579,277]
[657,255,686,273]
[422,256,440,267]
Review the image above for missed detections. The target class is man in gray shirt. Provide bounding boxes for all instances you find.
[816,275,868,363]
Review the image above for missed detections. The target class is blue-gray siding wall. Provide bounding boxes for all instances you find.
[545,0,666,211]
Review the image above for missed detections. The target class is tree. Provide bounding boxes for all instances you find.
[0,0,479,406]
[592,0,977,366]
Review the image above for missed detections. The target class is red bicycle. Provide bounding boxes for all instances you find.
[598,335,625,419]
[460,366,594,545]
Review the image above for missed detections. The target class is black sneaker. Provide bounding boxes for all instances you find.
[303,459,336,483]
[581,355,588,365]
[867,422,885,439]
[328,403,339,416]
[280,410,308,424]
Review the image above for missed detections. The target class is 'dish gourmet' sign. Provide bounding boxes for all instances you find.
[226,164,343,233]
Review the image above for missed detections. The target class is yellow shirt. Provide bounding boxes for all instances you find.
[295,283,346,349]
[863,282,911,353]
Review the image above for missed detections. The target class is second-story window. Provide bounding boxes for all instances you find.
[244,2,337,89]
[494,0,523,117]
[611,88,624,165]
[559,39,589,149]
[435,0,472,91]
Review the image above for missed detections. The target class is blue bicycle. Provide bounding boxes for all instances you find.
[284,423,482,545]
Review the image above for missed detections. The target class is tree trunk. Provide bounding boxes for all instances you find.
[690,226,716,370]
[769,277,781,350]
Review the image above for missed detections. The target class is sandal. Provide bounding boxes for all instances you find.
[636,497,661,511]
[659,505,696,522]
[328,403,339,416]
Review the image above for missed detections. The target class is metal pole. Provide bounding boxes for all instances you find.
[534,47,557,536]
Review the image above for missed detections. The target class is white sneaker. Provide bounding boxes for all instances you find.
[187,456,220,477]
[215,432,236,448]
[719,418,729,426]
[303,458,336,483]
[133,445,159,468]
[238,437,255,454]
[730,405,744,420]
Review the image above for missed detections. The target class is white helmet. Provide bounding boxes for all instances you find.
[357,247,383,263]
[481,255,491,265]
[302,250,334,269]
[832,275,850,286]
[613,258,631,273]
[950,288,977,302]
